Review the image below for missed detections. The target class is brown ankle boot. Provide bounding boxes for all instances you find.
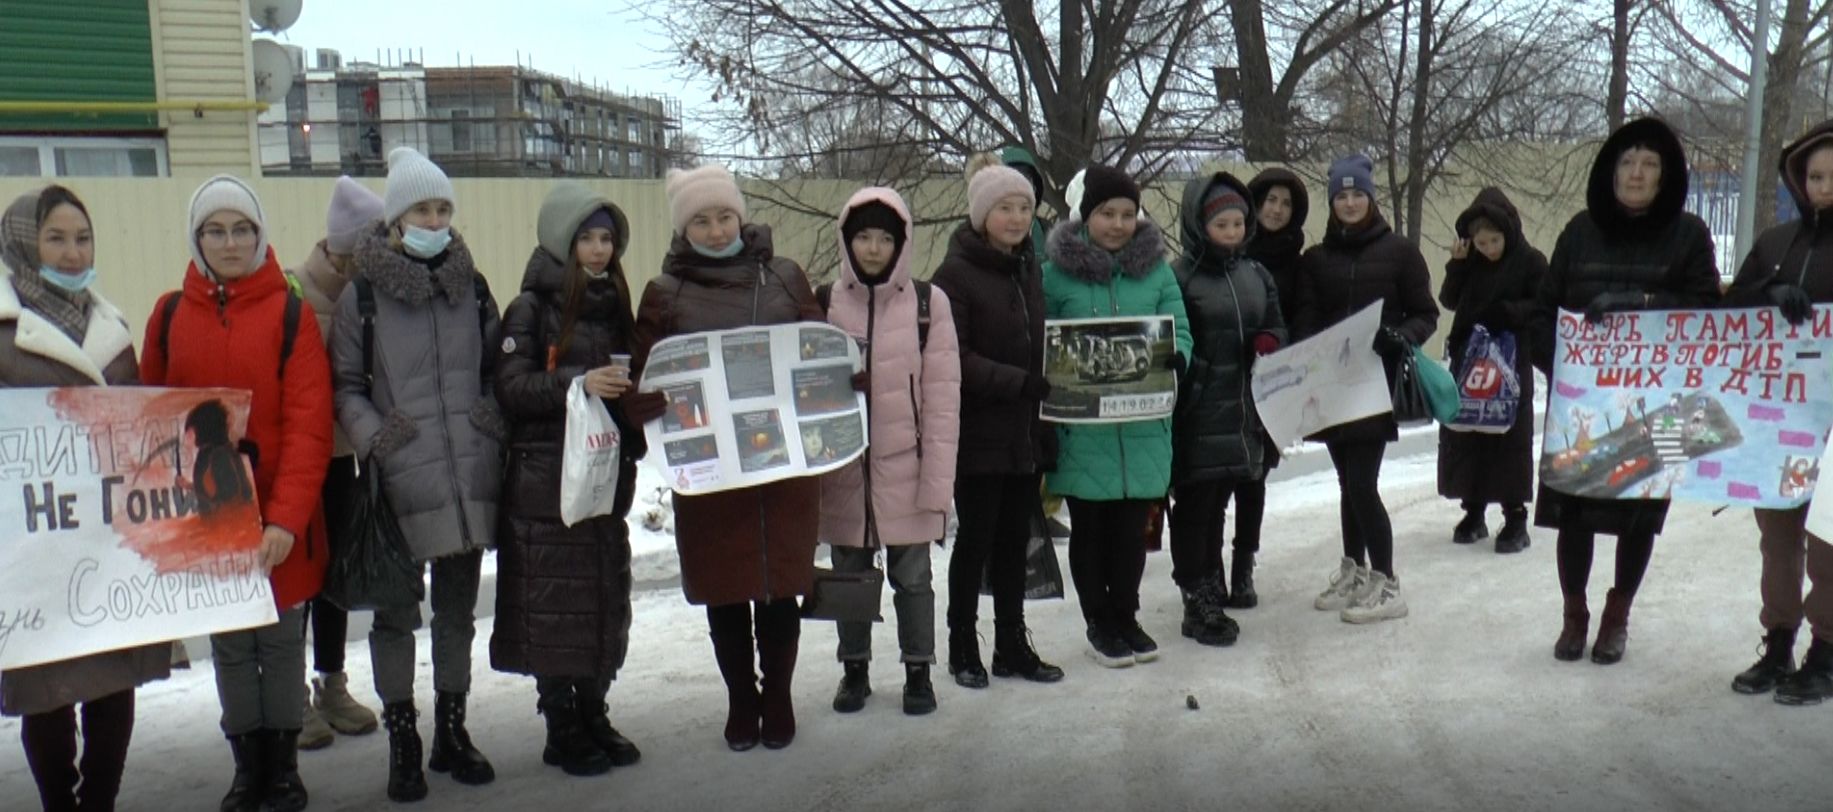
[1592,589,1632,665]
[1554,595,1588,661]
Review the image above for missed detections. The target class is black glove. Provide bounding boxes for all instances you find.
[1021,373,1053,401]
[623,391,669,424]
[1165,353,1187,376]
[1769,284,1815,326]
[1583,291,1645,324]
[1371,326,1409,359]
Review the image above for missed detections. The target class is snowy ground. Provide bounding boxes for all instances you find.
[5,440,1832,811]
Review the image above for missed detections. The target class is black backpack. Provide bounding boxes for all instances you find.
[157,285,304,379]
[815,279,933,350]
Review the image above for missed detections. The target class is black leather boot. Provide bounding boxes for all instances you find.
[947,625,989,689]
[219,732,265,812]
[572,678,641,766]
[1452,508,1488,545]
[1228,549,1258,609]
[832,661,871,713]
[1495,505,1531,554]
[1776,638,1833,706]
[381,702,427,803]
[536,679,611,777]
[903,663,937,716]
[707,608,761,751]
[991,621,1064,682]
[261,729,308,812]
[755,601,801,750]
[1180,580,1240,647]
[1732,627,1797,694]
[428,691,494,785]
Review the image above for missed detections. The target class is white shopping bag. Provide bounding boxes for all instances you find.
[561,376,623,527]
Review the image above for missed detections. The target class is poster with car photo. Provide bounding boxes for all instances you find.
[1040,316,1179,423]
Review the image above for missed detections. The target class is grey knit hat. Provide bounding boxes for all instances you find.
[382,147,456,224]
[326,176,383,255]
[187,174,268,276]
[537,181,630,262]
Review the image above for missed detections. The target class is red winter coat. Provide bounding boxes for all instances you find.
[140,248,334,610]
[820,188,961,547]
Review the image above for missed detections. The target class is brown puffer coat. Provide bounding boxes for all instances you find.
[634,224,825,607]
[0,192,171,716]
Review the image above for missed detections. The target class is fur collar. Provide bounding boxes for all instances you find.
[0,269,133,385]
[354,223,479,304]
[1046,218,1166,283]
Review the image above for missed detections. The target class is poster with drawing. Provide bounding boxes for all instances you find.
[1249,302,1390,448]
[0,387,278,670]
[639,323,868,495]
[1041,316,1180,423]
[1543,307,1833,508]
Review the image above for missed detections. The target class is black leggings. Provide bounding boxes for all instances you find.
[1066,498,1152,629]
[302,598,349,674]
[948,474,1036,629]
[22,689,135,811]
[1231,476,1267,554]
[1170,480,1232,588]
[1328,441,1394,577]
[1556,527,1656,598]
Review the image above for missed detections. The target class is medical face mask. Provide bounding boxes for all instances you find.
[39,265,96,293]
[401,225,452,259]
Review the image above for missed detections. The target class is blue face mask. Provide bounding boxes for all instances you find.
[401,225,452,259]
[691,235,745,260]
[39,265,97,293]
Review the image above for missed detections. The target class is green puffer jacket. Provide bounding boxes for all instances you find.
[1042,218,1192,501]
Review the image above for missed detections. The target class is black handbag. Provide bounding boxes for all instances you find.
[1390,349,1434,427]
[321,457,426,612]
[800,565,886,623]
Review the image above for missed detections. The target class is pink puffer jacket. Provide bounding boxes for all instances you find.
[820,188,961,547]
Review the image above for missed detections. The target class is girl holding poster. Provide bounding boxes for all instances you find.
[1043,164,1193,668]
[0,186,173,812]
[1529,118,1721,666]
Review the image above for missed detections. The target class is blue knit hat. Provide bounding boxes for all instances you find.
[1327,154,1377,201]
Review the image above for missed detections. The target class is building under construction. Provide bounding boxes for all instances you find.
[259,50,682,178]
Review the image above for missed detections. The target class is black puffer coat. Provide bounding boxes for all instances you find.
[1293,206,1440,445]
[1530,117,1722,535]
[1727,119,1833,307]
[491,247,643,680]
[1171,172,1287,485]
[1436,188,1545,506]
[930,219,1056,476]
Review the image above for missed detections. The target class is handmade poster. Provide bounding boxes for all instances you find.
[1041,316,1180,423]
[640,323,868,495]
[1542,307,1833,507]
[1250,302,1390,448]
[0,387,277,670]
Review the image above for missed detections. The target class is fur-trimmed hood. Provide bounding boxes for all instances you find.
[1045,217,1167,283]
[354,221,479,304]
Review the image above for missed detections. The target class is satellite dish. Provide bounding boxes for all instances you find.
[249,0,302,34]
[252,39,297,104]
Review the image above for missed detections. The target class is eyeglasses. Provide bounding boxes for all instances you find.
[197,224,260,247]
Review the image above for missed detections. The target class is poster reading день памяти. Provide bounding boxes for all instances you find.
[1543,306,1833,508]
[639,323,867,495]
[0,387,278,670]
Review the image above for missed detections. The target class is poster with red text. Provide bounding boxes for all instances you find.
[0,387,277,670]
[1542,307,1833,507]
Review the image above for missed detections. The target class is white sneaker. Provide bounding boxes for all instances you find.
[1314,557,1367,611]
[1341,572,1409,624]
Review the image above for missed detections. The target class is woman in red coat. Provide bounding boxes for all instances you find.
[140,175,333,812]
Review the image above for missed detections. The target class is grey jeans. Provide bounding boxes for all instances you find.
[370,550,482,704]
[212,606,306,735]
[832,544,935,664]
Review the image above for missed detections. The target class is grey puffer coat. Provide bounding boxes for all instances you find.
[331,225,506,561]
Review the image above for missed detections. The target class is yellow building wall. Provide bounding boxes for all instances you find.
[147,0,259,175]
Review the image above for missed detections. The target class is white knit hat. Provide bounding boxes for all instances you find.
[188,174,268,276]
[326,176,383,254]
[382,147,456,225]
[665,165,746,235]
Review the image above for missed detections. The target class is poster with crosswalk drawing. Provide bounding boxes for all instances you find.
[1542,307,1833,507]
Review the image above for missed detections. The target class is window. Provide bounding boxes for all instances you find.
[450,109,472,152]
[0,137,167,177]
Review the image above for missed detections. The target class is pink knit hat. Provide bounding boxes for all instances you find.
[968,165,1035,231]
[666,165,747,235]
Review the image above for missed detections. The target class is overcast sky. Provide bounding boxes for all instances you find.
[275,0,715,123]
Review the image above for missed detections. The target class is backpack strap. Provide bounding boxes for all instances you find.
[473,272,495,379]
[913,279,931,351]
[156,291,181,363]
[816,282,832,314]
[355,277,377,393]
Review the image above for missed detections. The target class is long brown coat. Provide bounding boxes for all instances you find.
[634,225,825,607]
[0,266,173,716]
